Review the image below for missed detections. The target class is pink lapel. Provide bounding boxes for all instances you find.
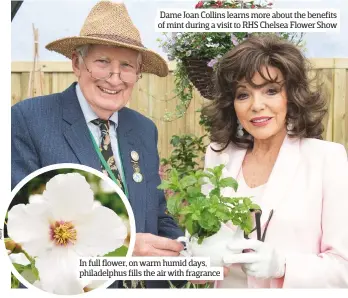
[258,135,301,228]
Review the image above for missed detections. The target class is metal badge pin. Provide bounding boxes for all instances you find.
[131,151,142,182]
[132,164,143,182]
[133,172,143,183]
[131,151,139,162]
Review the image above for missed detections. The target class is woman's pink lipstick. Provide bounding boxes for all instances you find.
[250,117,273,127]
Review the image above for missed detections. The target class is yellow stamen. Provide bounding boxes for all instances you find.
[50,221,77,246]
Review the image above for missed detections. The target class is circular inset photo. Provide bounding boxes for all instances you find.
[4,164,135,295]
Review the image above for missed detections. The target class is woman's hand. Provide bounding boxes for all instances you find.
[223,239,286,279]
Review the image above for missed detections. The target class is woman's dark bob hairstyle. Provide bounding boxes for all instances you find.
[202,35,328,150]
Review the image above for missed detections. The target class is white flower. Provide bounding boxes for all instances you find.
[7,173,127,295]
[29,194,45,204]
[82,280,107,291]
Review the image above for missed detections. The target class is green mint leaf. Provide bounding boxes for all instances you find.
[198,210,218,230]
[219,177,238,192]
[191,212,201,221]
[187,186,202,197]
[209,176,217,186]
[209,187,220,198]
[197,172,213,180]
[166,194,182,215]
[179,175,197,188]
[213,164,225,180]
[185,217,199,236]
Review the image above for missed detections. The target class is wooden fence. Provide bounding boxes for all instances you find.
[11,59,348,158]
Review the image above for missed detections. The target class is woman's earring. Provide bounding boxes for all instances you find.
[286,119,296,135]
[237,120,244,137]
[286,119,294,133]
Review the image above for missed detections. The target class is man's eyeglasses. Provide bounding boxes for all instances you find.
[78,53,141,84]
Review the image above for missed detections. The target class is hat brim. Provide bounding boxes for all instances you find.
[45,36,169,77]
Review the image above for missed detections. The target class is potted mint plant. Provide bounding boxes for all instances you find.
[158,164,260,266]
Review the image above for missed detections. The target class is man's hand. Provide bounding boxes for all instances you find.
[133,233,184,256]
[223,239,286,279]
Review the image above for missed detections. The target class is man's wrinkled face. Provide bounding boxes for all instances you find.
[72,45,139,119]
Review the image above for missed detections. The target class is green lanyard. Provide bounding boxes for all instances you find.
[88,130,129,198]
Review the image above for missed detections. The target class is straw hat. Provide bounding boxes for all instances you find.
[45,1,168,77]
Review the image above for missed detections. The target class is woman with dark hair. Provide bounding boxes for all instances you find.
[203,35,348,288]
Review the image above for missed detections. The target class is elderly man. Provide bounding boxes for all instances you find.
[11,1,184,288]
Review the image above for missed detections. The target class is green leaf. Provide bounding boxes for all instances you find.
[104,245,128,257]
[209,187,220,198]
[12,263,26,273]
[31,264,40,280]
[157,180,172,190]
[179,175,197,188]
[191,212,201,221]
[185,217,199,236]
[198,236,205,245]
[197,236,205,244]
[210,195,220,205]
[167,195,183,215]
[21,268,38,284]
[209,176,217,186]
[187,186,202,197]
[198,210,217,230]
[219,177,238,192]
[170,135,180,146]
[197,171,213,180]
[215,211,230,221]
[215,205,231,221]
[213,164,225,180]
[11,273,20,289]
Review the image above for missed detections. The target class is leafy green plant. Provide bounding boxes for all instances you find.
[161,134,207,178]
[158,164,260,244]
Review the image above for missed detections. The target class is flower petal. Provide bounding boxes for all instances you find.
[29,194,45,204]
[7,203,53,257]
[35,247,84,295]
[43,173,94,221]
[83,280,108,291]
[73,206,127,256]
